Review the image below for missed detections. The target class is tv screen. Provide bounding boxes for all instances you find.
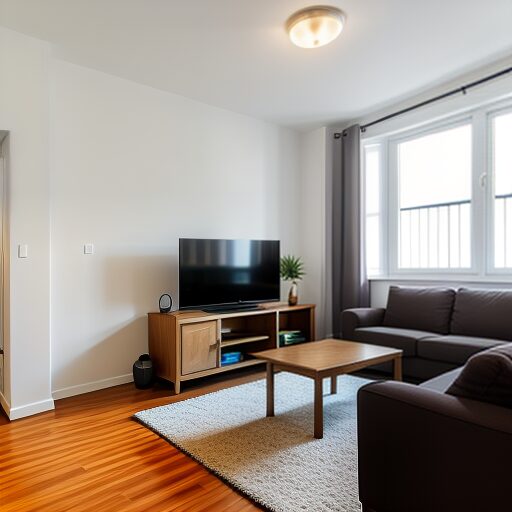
[179,238,280,309]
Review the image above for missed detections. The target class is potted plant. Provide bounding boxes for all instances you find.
[280,255,305,306]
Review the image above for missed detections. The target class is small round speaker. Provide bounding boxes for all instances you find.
[159,293,173,313]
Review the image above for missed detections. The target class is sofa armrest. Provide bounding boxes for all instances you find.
[341,308,385,339]
[358,381,512,512]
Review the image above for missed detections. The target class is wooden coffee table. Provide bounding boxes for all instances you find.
[252,339,402,439]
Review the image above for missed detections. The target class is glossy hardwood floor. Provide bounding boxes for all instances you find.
[0,371,265,511]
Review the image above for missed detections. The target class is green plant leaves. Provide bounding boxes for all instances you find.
[280,255,305,281]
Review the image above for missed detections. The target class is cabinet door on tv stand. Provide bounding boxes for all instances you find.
[181,320,220,375]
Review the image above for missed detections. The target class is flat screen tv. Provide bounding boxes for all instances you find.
[179,238,280,310]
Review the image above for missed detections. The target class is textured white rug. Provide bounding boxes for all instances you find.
[134,373,371,512]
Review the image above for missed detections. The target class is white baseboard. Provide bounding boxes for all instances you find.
[9,398,55,420]
[52,373,133,400]
[0,390,10,417]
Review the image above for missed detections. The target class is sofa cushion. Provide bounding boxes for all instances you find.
[352,326,437,356]
[382,286,455,334]
[447,344,512,409]
[417,335,505,365]
[402,358,459,381]
[420,368,463,393]
[451,288,512,341]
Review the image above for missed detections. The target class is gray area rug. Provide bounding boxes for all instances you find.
[134,373,370,512]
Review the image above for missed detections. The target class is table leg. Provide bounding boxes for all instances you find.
[394,355,403,381]
[314,376,323,439]
[266,362,274,417]
[330,375,337,395]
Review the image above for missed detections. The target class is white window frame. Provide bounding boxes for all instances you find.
[362,142,387,277]
[362,97,512,282]
[486,105,512,276]
[389,116,476,276]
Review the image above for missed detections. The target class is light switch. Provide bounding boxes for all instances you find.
[18,244,28,258]
[84,243,94,255]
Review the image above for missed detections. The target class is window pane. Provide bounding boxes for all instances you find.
[364,145,381,275]
[493,112,512,269]
[366,215,380,274]
[365,148,380,215]
[397,124,472,269]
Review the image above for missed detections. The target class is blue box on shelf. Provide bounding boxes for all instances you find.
[221,351,243,366]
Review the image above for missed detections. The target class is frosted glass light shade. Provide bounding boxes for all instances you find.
[286,6,345,49]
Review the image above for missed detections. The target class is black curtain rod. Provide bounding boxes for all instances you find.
[334,65,512,138]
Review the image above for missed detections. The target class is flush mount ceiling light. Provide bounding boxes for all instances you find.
[286,5,345,49]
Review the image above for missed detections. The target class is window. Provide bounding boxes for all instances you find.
[492,111,512,269]
[363,101,512,279]
[396,124,472,270]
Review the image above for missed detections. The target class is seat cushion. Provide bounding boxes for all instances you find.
[451,288,512,341]
[417,335,506,365]
[352,326,437,356]
[382,286,455,334]
[447,343,512,409]
[420,368,463,393]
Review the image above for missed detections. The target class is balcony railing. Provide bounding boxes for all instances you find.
[399,193,512,269]
[399,199,471,269]
[495,193,512,268]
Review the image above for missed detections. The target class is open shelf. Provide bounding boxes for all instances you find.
[180,358,264,381]
[221,335,270,348]
[219,359,263,370]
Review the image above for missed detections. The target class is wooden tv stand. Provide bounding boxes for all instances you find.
[148,303,315,394]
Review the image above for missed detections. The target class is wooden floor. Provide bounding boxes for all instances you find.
[0,371,265,511]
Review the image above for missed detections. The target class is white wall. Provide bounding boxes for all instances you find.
[0,27,303,415]
[299,128,328,337]
[50,60,302,398]
[0,28,53,418]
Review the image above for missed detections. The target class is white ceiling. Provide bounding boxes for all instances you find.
[1,0,512,130]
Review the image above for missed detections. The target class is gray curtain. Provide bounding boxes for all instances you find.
[332,124,369,338]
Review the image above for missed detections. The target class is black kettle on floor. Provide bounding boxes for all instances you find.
[133,354,153,389]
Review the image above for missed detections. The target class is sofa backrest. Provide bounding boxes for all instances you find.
[383,286,455,334]
[450,288,512,341]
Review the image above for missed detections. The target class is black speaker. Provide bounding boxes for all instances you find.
[133,354,153,389]
[159,293,173,313]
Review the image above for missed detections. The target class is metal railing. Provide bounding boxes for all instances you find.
[399,193,512,269]
[399,199,471,269]
[495,193,512,268]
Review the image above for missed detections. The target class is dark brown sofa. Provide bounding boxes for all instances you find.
[342,286,512,380]
[357,343,512,512]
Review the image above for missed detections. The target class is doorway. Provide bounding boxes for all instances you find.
[0,131,9,412]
